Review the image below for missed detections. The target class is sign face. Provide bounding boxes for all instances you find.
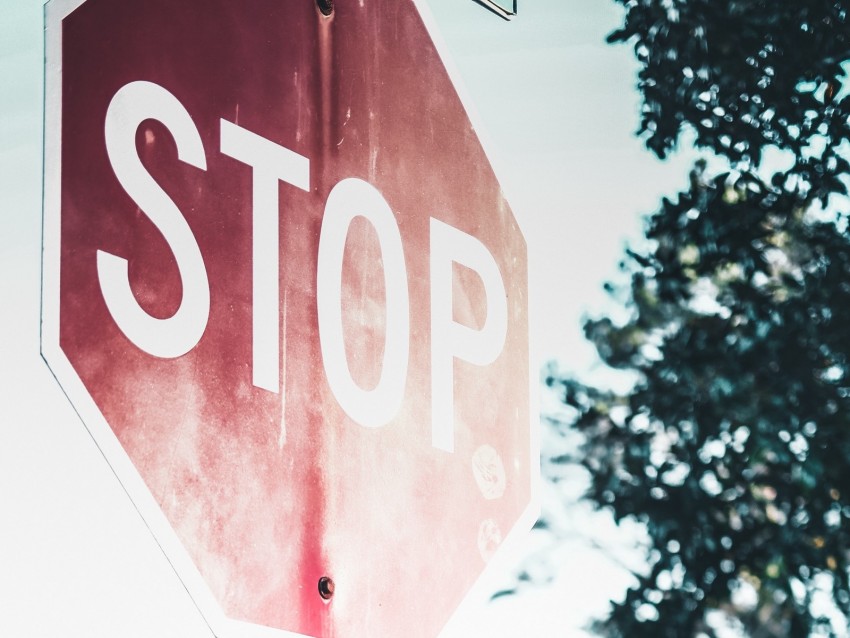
[42,0,536,636]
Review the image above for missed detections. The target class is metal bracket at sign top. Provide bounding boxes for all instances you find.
[473,0,517,20]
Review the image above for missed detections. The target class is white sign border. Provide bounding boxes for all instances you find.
[40,0,541,636]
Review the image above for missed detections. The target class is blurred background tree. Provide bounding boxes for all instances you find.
[543,1,850,635]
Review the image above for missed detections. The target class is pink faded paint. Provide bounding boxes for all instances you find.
[56,1,529,636]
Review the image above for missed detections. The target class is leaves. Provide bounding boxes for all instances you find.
[564,168,850,635]
[609,0,850,188]
[549,1,850,635]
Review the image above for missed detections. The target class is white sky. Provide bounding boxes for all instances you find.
[0,0,699,636]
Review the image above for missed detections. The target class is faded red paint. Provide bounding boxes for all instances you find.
[55,1,529,636]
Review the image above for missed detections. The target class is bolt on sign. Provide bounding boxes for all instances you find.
[41,0,537,636]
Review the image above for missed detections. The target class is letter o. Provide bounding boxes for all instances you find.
[316,178,410,427]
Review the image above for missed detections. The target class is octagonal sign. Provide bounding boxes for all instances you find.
[42,0,537,636]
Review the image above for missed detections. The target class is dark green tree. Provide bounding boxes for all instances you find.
[547,1,850,635]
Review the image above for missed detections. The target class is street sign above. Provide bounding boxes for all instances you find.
[42,0,537,636]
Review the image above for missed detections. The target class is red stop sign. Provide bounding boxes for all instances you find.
[42,0,536,636]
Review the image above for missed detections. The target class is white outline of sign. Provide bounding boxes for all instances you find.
[40,0,540,636]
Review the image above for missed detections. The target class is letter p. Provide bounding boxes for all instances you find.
[430,218,508,452]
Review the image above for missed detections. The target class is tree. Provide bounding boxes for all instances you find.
[546,1,850,635]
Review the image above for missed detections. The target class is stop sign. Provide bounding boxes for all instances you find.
[42,0,536,636]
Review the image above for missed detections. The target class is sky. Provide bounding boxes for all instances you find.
[0,0,700,636]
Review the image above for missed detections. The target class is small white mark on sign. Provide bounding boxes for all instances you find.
[478,519,502,563]
[472,444,506,500]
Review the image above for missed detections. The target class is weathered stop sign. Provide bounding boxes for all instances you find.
[42,0,536,636]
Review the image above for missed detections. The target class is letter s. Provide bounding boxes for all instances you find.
[98,80,209,358]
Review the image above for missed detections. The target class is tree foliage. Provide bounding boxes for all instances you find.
[608,0,850,173]
[549,1,850,636]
